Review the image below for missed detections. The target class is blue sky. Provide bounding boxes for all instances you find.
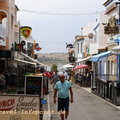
[15,0,105,53]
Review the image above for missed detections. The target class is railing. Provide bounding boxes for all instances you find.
[0,24,6,39]
[109,83,120,105]
[75,75,91,87]
[93,78,120,106]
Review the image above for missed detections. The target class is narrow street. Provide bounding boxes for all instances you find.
[49,83,120,120]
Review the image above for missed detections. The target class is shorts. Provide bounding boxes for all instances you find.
[58,97,69,112]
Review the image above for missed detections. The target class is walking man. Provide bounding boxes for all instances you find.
[53,74,73,120]
[52,70,59,88]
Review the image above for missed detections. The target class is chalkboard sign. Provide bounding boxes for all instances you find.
[24,75,43,96]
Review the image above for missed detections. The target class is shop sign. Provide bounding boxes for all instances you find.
[88,33,94,39]
[104,16,119,35]
[21,41,26,46]
[66,43,73,49]
[35,47,42,51]
[15,43,22,51]
[20,26,32,39]
[104,26,119,35]
[0,95,40,120]
[34,43,42,51]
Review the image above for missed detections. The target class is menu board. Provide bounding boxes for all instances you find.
[24,75,43,96]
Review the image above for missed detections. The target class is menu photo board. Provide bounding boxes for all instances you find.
[24,75,43,97]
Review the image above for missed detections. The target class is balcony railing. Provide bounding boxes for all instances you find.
[92,78,120,106]
[0,24,6,46]
[0,24,6,39]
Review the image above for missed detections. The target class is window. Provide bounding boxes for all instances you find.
[99,61,102,75]
[104,61,106,74]
[111,61,114,75]
[108,61,110,75]
[81,42,83,53]
[78,43,79,53]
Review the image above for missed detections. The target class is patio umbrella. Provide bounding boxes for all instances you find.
[62,64,74,68]
[72,64,88,71]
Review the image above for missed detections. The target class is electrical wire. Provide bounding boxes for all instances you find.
[19,9,105,16]
[0,5,105,16]
[37,41,74,44]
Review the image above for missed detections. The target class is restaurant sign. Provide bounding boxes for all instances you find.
[104,16,119,35]
[104,26,119,35]
[0,95,40,120]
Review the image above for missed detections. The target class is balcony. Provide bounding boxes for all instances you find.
[0,24,6,46]
[89,43,98,55]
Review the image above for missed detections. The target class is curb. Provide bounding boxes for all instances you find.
[43,95,51,120]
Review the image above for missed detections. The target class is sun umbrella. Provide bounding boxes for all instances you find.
[62,64,74,68]
[72,64,88,71]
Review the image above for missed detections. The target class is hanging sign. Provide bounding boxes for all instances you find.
[34,43,42,51]
[35,47,42,51]
[21,40,26,46]
[20,26,32,39]
[88,33,94,39]
[104,16,119,35]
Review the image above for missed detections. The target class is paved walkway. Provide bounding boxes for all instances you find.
[48,83,120,120]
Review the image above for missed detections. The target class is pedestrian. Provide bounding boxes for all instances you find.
[52,70,59,88]
[53,74,73,120]
[63,71,69,81]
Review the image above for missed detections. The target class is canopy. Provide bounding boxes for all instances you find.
[62,64,74,68]
[72,64,88,71]
[90,51,112,62]
[14,58,36,65]
[112,46,120,52]
[76,56,91,63]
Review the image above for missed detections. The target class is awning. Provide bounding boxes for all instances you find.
[90,51,112,62]
[62,64,74,68]
[76,56,91,63]
[72,64,88,71]
[14,58,36,65]
[21,52,47,67]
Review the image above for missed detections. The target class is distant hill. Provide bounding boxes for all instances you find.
[37,53,69,68]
